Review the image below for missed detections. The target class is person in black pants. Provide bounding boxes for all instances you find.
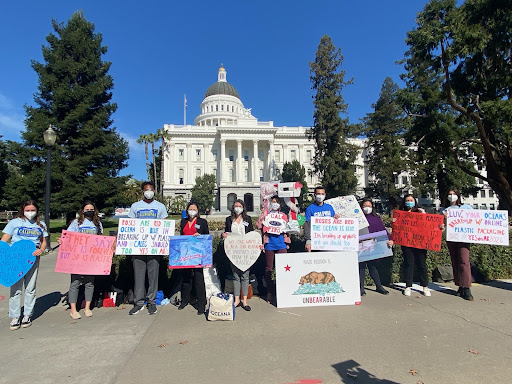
[177,202,209,315]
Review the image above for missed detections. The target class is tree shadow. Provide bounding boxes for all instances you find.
[332,360,400,384]
[31,291,64,320]
[484,280,512,291]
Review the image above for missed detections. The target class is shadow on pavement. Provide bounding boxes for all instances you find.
[484,280,512,291]
[332,360,400,383]
[31,291,64,320]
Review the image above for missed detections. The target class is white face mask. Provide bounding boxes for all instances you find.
[24,211,37,220]
[144,190,155,200]
[234,207,243,215]
[188,210,197,217]
[315,194,325,203]
[448,194,458,203]
[363,207,372,215]
[271,203,280,211]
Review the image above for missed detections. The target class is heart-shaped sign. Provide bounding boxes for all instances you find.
[0,240,37,287]
[224,231,262,272]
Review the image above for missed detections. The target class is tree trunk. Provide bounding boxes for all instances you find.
[145,142,150,181]
[152,141,157,194]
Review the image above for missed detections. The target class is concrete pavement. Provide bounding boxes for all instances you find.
[1,250,511,384]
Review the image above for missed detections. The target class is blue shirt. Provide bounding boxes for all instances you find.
[3,217,48,247]
[129,200,167,219]
[67,218,103,235]
[265,233,286,251]
[305,203,335,222]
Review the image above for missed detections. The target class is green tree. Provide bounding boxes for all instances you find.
[0,139,10,208]
[137,134,151,180]
[309,35,359,197]
[167,195,187,215]
[3,12,129,215]
[190,174,216,213]
[281,160,309,210]
[401,0,512,212]
[156,128,171,196]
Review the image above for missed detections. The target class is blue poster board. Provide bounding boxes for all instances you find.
[168,235,213,269]
[0,240,37,287]
[358,230,393,262]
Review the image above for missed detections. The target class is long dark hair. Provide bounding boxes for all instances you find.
[186,201,201,219]
[360,198,379,217]
[78,200,102,235]
[399,194,420,212]
[15,200,46,230]
[443,189,462,208]
[230,199,250,222]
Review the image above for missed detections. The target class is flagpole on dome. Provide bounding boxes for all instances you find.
[184,94,187,125]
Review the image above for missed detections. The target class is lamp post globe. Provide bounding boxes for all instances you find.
[43,125,57,251]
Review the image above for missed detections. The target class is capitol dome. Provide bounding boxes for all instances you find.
[203,65,240,99]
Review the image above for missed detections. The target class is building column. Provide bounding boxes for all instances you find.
[186,143,192,185]
[268,140,274,181]
[237,139,243,183]
[283,144,288,164]
[203,143,209,176]
[168,143,175,186]
[299,144,304,164]
[220,139,226,183]
[253,139,258,183]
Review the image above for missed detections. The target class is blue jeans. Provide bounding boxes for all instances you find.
[9,257,40,318]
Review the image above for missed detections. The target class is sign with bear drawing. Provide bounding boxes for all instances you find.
[275,251,361,308]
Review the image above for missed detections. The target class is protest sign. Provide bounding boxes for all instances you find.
[262,212,287,235]
[55,231,116,275]
[168,235,213,268]
[223,232,262,272]
[115,218,175,255]
[358,230,393,263]
[446,209,509,246]
[0,240,36,287]
[325,195,369,229]
[391,210,444,251]
[275,251,361,308]
[310,217,359,251]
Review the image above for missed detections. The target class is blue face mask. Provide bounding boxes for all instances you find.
[405,201,415,209]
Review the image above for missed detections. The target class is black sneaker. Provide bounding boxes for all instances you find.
[10,318,21,331]
[21,316,32,328]
[129,305,144,315]
[147,304,158,315]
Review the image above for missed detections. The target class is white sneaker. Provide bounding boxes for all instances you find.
[423,287,431,297]
[10,318,21,331]
[403,287,411,296]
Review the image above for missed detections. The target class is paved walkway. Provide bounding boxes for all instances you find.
[1,251,511,384]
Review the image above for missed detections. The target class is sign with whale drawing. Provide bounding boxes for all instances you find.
[275,251,361,308]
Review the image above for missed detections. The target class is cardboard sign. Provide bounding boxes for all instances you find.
[115,218,175,255]
[311,217,359,251]
[263,212,287,235]
[446,209,509,246]
[392,210,444,251]
[224,232,262,272]
[168,235,213,269]
[0,240,36,287]
[275,251,361,308]
[325,195,369,229]
[358,230,393,262]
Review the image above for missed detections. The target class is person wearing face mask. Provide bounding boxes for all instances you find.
[1,200,47,330]
[176,202,210,315]
[359,198,393,296]
[128,182,168,316]
[304,186,339,252]
[442,189,474,301]
[397,194,430,297]
[57,201,103,319]
[222,199,261,311]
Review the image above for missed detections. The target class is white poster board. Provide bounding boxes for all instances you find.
[115,218,175,255]
[325,195,369,229]
[223,232,262,272]
[275,251,361,308]
[446,209,509,246]
[311,217,359,251]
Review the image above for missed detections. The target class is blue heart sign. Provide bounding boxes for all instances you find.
[0,240,37,287]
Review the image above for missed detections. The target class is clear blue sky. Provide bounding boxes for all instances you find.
[0,1,429,180]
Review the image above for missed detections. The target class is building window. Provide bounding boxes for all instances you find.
[216,105,218,111]
[229,150,234,161]
[473,204,478,209]
[196,149,201,161]
[212,149,218,161]
[489,190,494,197]
[244,168,249,181]
[178,149,184,161]
[480,204,487,209]
[258,149,264,161]
[179,169,184,185]
[275,150,281,162]
[290,149,297,161]
[480,190,486,198]
[213,168,217,179]
[402,176,408,185]
[490,203,495,210]
[306,150,312,162]
[259,168,264,182]
[244,150,249,161]
[221,105,224,111]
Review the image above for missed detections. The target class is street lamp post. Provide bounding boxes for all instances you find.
[43,125,57,252]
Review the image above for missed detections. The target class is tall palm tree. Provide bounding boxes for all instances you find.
[137,134,151,180]
[147,133,158,194]
[157,128,172,197]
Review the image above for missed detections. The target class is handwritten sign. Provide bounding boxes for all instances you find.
[358,230,393,262]
[311,217,359,251]
[55,231,115,275]
[446,209,509,246]
[325,195,369,229]
[0,240,36,287]
[276,251,361,308]
[168,235,213,269]
[115,218,175,255]
[262,212,287,235]
[392,210,444,251]
[224,232,262,272]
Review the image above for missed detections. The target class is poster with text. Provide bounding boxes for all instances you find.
[311,217,359,251]
[276,251,361,308]
[168,235,213,269]
[358,230,393,263]
[55,231,115,275]
[223,232,262,272]
[262,212,287,235]
[325,195,369,229]
[115,218,175,255]
[0,240,36,287]
[446,209,509,246]
[391,210,444,251]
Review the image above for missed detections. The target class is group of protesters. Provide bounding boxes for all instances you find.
[2,181,475,330]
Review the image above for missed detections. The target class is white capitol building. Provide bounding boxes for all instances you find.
[160,66,498,213]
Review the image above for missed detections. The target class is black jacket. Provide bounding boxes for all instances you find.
[180,217,209,235]
[224,215,254,234]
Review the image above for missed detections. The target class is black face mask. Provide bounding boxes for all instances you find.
[84,211,95,219]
